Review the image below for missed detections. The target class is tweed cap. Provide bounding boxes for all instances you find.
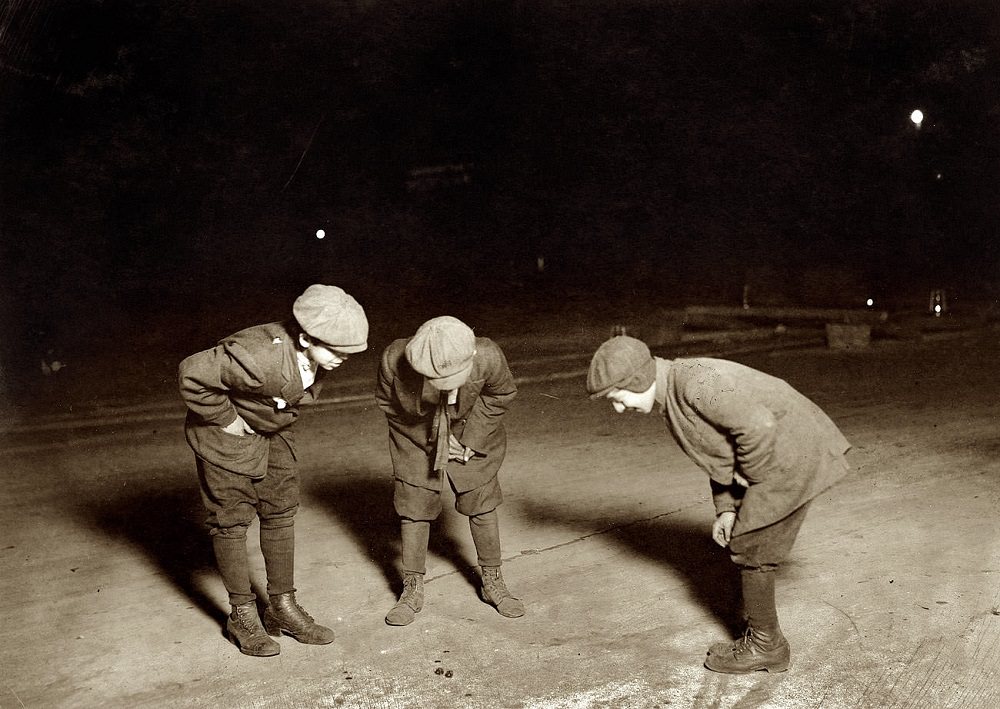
[405,316,476,390]
[587,336,656,399]
[292,285,368,353]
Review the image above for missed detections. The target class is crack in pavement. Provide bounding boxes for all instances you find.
[424,501,703,584]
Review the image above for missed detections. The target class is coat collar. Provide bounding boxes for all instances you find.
[279,336,307,404]
[654,357,671,413]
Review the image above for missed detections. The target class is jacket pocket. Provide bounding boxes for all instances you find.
[185,423,270,478]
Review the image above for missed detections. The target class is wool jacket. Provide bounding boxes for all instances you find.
[376,337,516,493]
[654,356,850,535]
[179,321,322,477]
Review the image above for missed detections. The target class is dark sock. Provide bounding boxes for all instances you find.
[260,525,295,597]
[741,568,784,643]
[469,510,502,568]
[212,534,254,607]
[400,519,430,575]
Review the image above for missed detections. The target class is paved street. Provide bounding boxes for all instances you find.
[2,328,998,708]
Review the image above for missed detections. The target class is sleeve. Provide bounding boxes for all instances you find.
[459,342,517,453]
[375,346,400,422]
[683,367,777,483]
[710,479,744,516]
[178,344,263,427]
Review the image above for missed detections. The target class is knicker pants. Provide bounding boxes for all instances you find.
[727,502,811,632]
[393,474,504,574]
[195,432,299,605]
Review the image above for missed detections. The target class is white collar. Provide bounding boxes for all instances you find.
[296,350,315,389]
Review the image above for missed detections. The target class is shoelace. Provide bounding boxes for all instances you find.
[729,631,757,657]
[236,607,260,633]
[290,599,315,623]
[398,577,421,608]
[484,574,512,599]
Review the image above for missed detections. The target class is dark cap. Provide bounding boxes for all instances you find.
[292,285,368,353]
[587,336,656,399]
[405,316,476,390]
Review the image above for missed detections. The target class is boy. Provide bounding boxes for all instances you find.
[375,316,523,625]
[587,336,850,674]
[179,284,368,656]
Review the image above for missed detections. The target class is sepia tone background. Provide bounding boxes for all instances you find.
[1,0,998,408]
[1,1,999,707]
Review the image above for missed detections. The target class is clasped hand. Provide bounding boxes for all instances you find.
[447,433,474,463]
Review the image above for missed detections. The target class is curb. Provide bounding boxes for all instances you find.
[0,330,823,437]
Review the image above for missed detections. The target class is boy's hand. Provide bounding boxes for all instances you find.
[222,415,256,437]
[712,511,737,547]
[448,433,474,463]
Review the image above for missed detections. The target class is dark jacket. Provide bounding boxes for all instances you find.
[179,321,323,477]
[654,357,850,535]
[375,337,516,492]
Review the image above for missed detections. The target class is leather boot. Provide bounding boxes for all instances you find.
[706,567,788,673]
[480,565,525,618]
[385,572,424,626]
[262,592,335,644]
[704,626,790,673]
[708,566,775,658]
[227,602,280,657]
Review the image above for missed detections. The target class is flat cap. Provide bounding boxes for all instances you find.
[587,336,655,399]
[405,316,476,390]
[292,284,368,353]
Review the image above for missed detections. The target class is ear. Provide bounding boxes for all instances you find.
[298,332,311,349]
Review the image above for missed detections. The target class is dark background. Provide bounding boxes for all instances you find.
[1,0,998,402]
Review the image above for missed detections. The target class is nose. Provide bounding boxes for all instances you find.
[330,353,345,365]
[612,401,626,414]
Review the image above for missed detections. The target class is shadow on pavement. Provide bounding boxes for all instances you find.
[611,516,744,636]
[306,471,481,594]
[425,502,485,592]
[76,479,224,625]
[521,500,744,636]
[305,471,398,592]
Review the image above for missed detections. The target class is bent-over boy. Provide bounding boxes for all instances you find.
[179,284,368,656]
[376,316,524,626]
[587,336,850,674]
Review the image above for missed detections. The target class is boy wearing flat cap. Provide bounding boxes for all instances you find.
[179,284,368,656]
[376,316,523,625]
[587,336,850,674]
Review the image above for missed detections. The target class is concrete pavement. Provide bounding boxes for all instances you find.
[2,324,998,708]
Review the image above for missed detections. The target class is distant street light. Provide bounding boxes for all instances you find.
[316,229,326,239]
[910,109,924,129]
[929,289,947,317]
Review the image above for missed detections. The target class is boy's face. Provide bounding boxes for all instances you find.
[605,384,656,414]
[301,334,351,370]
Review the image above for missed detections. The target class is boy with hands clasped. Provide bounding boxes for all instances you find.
[376,316,524,626]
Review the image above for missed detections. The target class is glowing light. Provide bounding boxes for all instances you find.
[316,229,326,239]
[934,304,942,314]
[866,298,874,307]
[910,109,924,127]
